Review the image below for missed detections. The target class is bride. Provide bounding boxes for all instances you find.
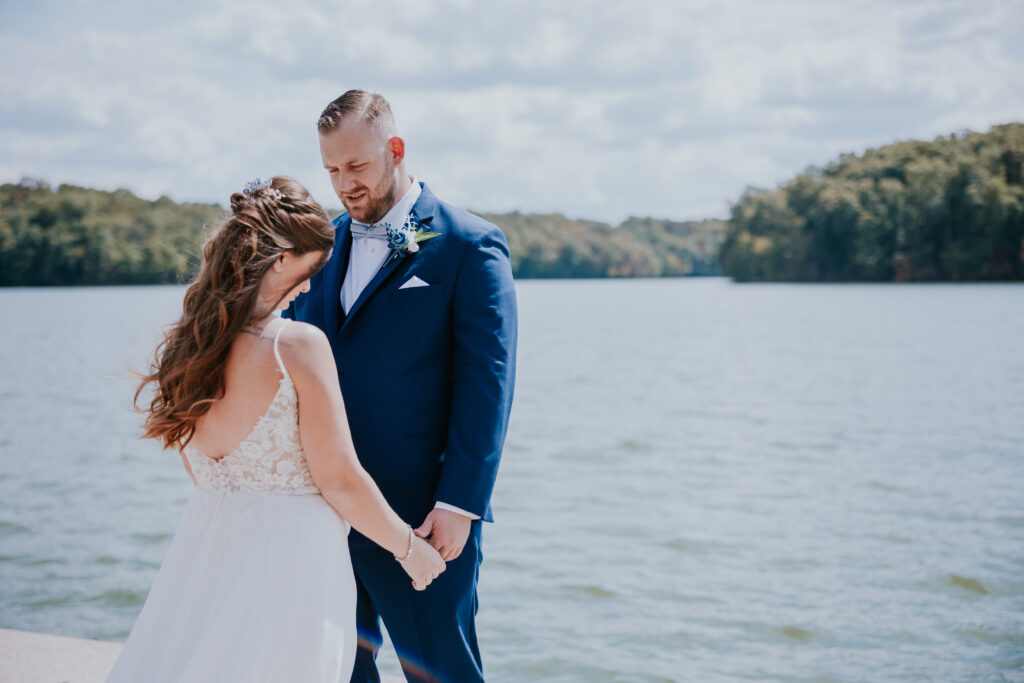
[106,176,445,682]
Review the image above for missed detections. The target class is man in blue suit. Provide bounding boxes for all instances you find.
[285,90,517,683]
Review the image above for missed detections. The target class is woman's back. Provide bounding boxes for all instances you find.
[189,317,291,461]
[183,317,319,495]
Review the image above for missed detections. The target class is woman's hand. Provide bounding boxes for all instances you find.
[398,535,447,591]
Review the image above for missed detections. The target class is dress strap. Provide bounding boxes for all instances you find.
[272,318,290,380]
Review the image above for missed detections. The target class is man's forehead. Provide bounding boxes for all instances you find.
[322,119,385,150]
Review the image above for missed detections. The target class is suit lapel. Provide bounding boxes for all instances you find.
[323,214,352,337]
[337,182,441,334]
[340,248,405,330]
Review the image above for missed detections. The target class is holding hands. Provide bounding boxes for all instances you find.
[395,526,447,591]
[395,506,475,590]
[415,508,473,562]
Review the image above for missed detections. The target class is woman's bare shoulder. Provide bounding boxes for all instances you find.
[277,320,335,377]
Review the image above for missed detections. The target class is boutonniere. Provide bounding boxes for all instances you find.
[384,216,440,263]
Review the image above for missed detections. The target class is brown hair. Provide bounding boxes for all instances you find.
[136,176,334,451]
[317,89,396,136]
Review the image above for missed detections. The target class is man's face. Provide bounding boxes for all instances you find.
[319,119,399,224]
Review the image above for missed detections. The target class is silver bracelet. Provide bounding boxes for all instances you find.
[394,525,414,562]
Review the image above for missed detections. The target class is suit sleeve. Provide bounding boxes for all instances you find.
[434,224,518,521]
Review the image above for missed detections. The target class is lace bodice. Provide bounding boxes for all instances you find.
[184,320,319,495]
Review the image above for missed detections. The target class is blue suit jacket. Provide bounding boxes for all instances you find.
[285,183,517,533]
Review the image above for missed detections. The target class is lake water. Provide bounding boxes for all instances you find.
[1,279,1022,682]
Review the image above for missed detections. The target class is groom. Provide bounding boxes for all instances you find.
[285,90,517,683]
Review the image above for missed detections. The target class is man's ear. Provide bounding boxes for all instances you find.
[388,136,406,166]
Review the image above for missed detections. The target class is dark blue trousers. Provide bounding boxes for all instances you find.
[349,521,484,683]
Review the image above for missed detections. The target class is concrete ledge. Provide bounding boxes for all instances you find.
[0,629,402,682]
[0,628,122,683]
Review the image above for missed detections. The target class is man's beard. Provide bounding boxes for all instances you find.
[345,171,399,224]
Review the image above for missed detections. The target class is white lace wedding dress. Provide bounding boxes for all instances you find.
[107,319,357,682]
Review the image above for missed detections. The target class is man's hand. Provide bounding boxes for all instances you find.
[415,508,472,562]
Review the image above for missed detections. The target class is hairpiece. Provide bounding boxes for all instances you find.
[241,177,283,202]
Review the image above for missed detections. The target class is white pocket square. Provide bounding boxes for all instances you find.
[399,275,430,289]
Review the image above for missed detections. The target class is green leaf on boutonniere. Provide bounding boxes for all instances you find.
[414,230,441,243]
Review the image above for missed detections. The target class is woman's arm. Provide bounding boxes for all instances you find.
[282,322,444,590]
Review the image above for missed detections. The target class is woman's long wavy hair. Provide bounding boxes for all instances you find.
[136,176,335,451]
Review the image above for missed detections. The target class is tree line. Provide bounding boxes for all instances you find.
[0,179,725,286]
[3,122,1021,286]
[482,212,724,278]
[0,179,221,286]
[719,123,1024,281]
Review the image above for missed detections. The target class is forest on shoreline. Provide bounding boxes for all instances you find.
[2,122,1021,286]
[0,180,724,286]
[720,123,1024,282]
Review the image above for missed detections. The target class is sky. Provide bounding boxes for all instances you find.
[1,0,1022,223]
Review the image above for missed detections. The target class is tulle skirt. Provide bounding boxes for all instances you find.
[107,488,357,682]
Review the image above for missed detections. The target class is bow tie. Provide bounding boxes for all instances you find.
[350,222,390,241]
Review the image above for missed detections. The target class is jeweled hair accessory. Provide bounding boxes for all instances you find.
[241,177,283,202]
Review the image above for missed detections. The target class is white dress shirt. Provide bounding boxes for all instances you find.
[341,178,480,522]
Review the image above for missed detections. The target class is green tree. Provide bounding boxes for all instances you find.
[720,123,1024,282]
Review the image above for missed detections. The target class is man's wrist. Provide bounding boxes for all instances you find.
[434,501,481,521]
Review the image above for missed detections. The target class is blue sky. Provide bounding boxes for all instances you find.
[1,0,1022,222]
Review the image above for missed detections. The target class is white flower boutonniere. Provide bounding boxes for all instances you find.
[384,216,440,263]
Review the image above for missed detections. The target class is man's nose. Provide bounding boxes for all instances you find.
[336,171,358,192]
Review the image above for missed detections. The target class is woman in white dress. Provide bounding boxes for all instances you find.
[106,176,445,682]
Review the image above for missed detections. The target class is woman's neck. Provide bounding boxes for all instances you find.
[241,314,278,340]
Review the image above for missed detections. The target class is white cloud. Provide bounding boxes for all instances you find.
[0,0,1021,222]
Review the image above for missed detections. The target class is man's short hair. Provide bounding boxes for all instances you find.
[317,90,396,136]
